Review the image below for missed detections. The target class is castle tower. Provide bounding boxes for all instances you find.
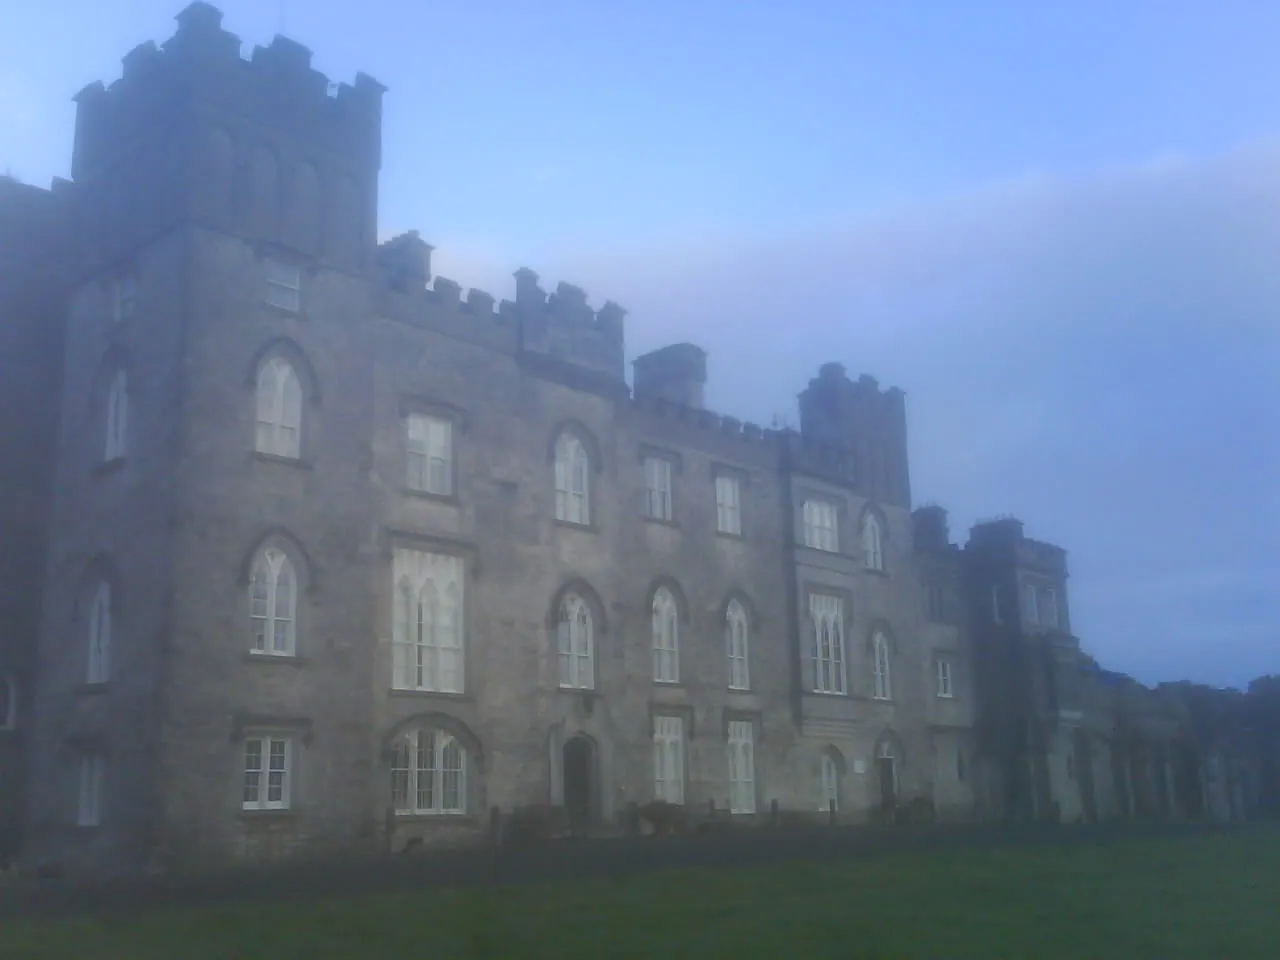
[25,3,388,875]
[797,362,911,507]
[70,1,384,273]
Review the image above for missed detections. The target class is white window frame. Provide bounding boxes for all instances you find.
[1022,582,1039,627]
[553,432,590,525]
[715,474,741,535]
[873,632,892,700]
[112,273,136,323]
[557,593,595,690]
[77,754,104,827]
[651,587,680,683]
[265,259,302,312]
[104,370,128,462]
[249,547,297,656]
[392,549,465,694]
[653,715,684,805]
[820,754,840,812]
[0,674,16,730]
[255,356,303,459]
[644,456,673,521]
[87,580,111,685]
[242,736,292,811]
[809,593,846,695]
[1043,587,1059,630]
[936,658,954,698]
[727,720,756,814]
[726,599,750,690]
[391,728,467,815]
[861,513,884,571]
[407,413,453,496]
[802,498,839,552]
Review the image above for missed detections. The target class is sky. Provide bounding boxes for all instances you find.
[2,0,1277,688]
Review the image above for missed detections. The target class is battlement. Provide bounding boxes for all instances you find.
[628,393,775,443]
[514,268,627,382]
[966,518,1069,575]
[912,504,952,552]
[806,362,906,411]
[71,2,384,181]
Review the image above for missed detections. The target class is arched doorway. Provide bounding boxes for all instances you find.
[563,736,596,827]
[876,740,898,812]
[1073,729,1098,823]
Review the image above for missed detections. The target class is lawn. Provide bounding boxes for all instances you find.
[3,828,1278,959]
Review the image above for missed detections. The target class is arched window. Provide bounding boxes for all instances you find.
[249,547,297,655]
[820,752,841,812]
[557,593,594,689]
[255,356,303,458]
[726,599,750,690]
[87,580,112,684]
[390,728,466,815]
[872,631,892,700]
[652,587,679,683]
[104,370,128,462]
[0,674,16,730]
[809,594,845,694]
[392,551,464,694]
[861,513,883,571]
[553,432,590,524]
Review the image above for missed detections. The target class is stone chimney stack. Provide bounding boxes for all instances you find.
[632,343,708,410]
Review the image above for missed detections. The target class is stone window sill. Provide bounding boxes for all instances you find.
[252,451,314,470]
[643,515,680,529]
[389,688,472,702]
[403,486,460,505]
[553,518,598,534]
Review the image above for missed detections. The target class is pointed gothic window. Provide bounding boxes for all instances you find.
[104,370,128,462]
[652,587,680,683]
[249,547,297,656]
[873,632,892,700]
[255,357,303,458]
[861,513,884,571]
[726,599,750,690]
[553,432,590,524]
[557,593,594,689]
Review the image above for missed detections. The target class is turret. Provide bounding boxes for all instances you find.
[796,362,911,506]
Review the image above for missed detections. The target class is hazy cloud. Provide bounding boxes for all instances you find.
[428,142,1280,688]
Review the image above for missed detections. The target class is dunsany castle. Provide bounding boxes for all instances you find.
[0,4,1274,877]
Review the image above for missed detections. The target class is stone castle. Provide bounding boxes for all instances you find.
[0,4,1267,875]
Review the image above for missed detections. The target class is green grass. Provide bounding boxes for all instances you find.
[4,829,1279,959]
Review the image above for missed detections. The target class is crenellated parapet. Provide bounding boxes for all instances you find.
[626,393,777,457]
[66,3,386,272]
[513,268,627,383]
[797,362,910,506]
[72,3,384,182]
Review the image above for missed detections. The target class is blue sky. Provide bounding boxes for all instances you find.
[3,1,1277,687]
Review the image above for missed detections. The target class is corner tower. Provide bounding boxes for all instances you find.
[70,1,385,273]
